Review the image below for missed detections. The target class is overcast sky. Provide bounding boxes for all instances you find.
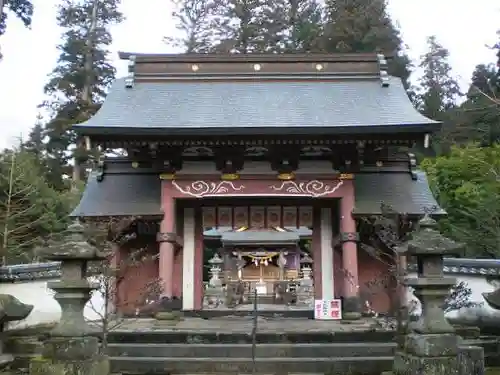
[0,0,498,149]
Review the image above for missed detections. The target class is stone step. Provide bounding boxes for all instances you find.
[107,342,396,358]
[110,356,393,374]
[107,330,395,344]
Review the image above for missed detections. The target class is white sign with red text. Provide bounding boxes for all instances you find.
[314,299,342,320]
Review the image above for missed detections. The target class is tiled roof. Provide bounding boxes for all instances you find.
[74,76,438,135]
[353,171,445,216]
[69,163,162,218]
[221,230,300,246]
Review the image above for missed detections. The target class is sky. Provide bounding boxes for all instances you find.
[0,0,498,149]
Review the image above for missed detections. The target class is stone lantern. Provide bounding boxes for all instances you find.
[392,214,465,375]
[297,254,314,307]
[41,220,106,337]
[405,215,461,334]
[30,220,109,375]
[203,253,224,308]
[208,253,223,287]
[300,253,313,280]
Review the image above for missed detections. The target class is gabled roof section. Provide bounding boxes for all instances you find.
[353,171,445,217]
[73,53,439,137]
[70,159,162,218]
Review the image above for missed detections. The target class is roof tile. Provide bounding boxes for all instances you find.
[75,76,438,133]
[353,171,445,216]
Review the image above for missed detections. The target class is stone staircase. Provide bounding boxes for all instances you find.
[106,330,396,374]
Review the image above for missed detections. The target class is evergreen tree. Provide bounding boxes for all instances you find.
[166,0,324,54]
[415,36,461,119]
[41,0,123,190]
[414,36,460,154]
[165,0,217,52]
[0,146,72,264]
[322,0,412,88]
[262,0,323,53]
[24,114,45,156]
[0,0,33,35]
[209,0,271,53]
[457,64,500,146]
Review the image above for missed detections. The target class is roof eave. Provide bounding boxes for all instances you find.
[69,213,163,220]
[74,123,441,137]
[222,240,299,247]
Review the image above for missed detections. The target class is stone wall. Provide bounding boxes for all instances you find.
[0,264,105,329]
[406,258,500,326]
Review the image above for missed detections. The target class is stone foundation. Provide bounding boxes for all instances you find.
[30,355,109,375]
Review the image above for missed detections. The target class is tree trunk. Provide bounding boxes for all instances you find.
[72,0,98,190]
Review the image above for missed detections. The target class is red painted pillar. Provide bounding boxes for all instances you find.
[340,180,361,319]
[159,184,175,298]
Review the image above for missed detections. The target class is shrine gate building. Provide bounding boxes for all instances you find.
[71,53,443,318]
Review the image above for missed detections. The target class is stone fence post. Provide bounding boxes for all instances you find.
[391,215,484,375]
[30,221,109,375]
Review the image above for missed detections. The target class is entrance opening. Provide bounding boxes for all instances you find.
[202,204,315,310]
[221,228,301,305]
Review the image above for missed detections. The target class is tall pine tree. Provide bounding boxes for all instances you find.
[414,36,460,154]
[456,64,500,146]
[0,0,33,35]
[322,0,411,88]
[262,0,323,53]
[167,0,327,54]
[165,0,217,52]
[41,0,123,191]
[415,36,461,119]
[0,0,33,60]
[210,0,270,53]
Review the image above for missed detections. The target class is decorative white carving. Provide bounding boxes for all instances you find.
[270,180,343,197]
[172,180,245,197]
[172,179,342,198]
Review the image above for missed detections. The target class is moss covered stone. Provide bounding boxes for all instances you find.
[154,311,183,321]
[30,355,109,375]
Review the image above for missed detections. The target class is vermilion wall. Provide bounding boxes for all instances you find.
[116,240,392,315]
[333,248,392,314]
[115,241,159,314]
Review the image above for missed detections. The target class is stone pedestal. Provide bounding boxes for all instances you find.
[342,295,362,320]
[30,221,109,375]
[31,336,109,375]
[458,345,485,375]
